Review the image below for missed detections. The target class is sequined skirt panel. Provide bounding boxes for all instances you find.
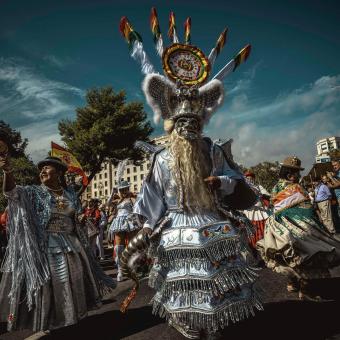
[149,212,262,333]
[0,225,101,331]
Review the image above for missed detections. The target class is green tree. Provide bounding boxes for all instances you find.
[0,121,39,211]
[248,161,280,193]
[58,87,153,184]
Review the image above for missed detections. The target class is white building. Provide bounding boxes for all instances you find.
[315,136,340,163]
[83,135,169,201]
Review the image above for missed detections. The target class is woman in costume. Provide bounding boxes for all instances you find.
[257,156,340,299]
[242,171,271,250]
[0,149,115,332]
[118,10,262,338]
[107,161,140,282]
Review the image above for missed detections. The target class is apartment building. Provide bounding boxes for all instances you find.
[83,135,169,201]
[315,136,340,163]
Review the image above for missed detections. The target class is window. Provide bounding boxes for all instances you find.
[140,174,144,180]
[99,191,102,196]
[94,192,97,197]
[87,187,91,192]
[134,184,138,191]
[114,171,117,176]
[127,177,130,182]
[134,175,137,181]
[133,166,137,172]
[94,183,97,189]
[140,165,144,171]
[114,180,117,185]
[105,189,108,195]
[99,174,102,179]
[127,168,130,174]
[104,173,107,178]
[105,163,108,170]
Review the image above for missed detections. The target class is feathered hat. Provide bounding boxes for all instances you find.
[119,8,251,128]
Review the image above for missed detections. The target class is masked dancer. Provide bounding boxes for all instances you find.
[119,10,262,338]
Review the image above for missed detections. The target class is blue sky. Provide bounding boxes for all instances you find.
[0,0,339,171]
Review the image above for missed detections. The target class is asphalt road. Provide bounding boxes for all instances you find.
[2,249,340,340]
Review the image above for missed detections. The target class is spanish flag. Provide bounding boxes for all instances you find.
[51,142,88,186]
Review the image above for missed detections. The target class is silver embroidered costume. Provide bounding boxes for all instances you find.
[134,145,263,335]
[0,185,116,332]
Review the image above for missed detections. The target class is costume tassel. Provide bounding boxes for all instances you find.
[184,17,191,45]
[208,28,228,67]
[150,7,164,56]
[168,11,179,43]
[213,44,251,81]
[120,285,138,313]
[119,16,156,75]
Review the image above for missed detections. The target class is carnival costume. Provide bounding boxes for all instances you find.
[257,157,340,282]
[107,161,140,281]
[0,159,116,332]
[119,9,262,338]
[242,172,271,248]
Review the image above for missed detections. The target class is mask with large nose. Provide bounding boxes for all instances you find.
[174,116,201,140]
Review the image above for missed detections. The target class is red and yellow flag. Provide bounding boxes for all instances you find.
[51,142,88,186]
[150,7,161,42]
[233,44,251,71]
[184,17,191,45]
[168,11,177,41]
[215,28,228,56]
[119,16,142,49]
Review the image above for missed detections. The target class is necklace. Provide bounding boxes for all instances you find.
[43,184,63,193]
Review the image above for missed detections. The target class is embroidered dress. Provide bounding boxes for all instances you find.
[257,179,340,279]
[134,144,262,335]
[0,185,115,332]
[108,199,139,237]
[242,183,271,248]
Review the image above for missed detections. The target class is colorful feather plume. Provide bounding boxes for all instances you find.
[150,7,164,56]
[233,44,251,71]
[119,16,142,49]
[212,44,252,81]
[184,17,191,45]
[168,11,179,43]
[119,16,155,75]
[208,28,228,68]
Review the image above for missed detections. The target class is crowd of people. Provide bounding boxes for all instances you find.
[1,9,340,339]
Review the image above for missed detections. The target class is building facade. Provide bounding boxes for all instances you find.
[315,136,340,163]
[83,135,169,202]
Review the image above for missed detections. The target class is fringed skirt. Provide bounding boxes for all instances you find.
[0,231,101,332]
[257,204,340,279]
[108,215,140,238]
[148,211,263,334]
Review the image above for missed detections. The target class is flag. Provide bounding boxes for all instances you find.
[168,11,179,43]
[150,7,164,56]
[119,16,142,50]
[208,28,228,67]
[233,44,251,71]
[51,142,88,186]
[184,17,191,44]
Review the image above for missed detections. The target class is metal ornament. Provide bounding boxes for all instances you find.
[162,43,210,86]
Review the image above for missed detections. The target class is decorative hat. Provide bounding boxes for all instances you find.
[37,156,68,172]
[119,8,251,126]
[116,159,130,190]
[280,156,304,171]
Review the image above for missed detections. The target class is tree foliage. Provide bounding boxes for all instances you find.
[58,87,153,183]
[0,121,39,211]
[247,161,280,192]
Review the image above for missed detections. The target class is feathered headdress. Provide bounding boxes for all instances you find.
[119,9,251,126]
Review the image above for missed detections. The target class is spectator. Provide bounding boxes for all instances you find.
[314,176,335,234]
[84,199,101,256]
[327,159,340,228]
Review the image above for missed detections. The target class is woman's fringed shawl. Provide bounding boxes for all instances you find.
[1,185,116,324]
[1,185,52,313]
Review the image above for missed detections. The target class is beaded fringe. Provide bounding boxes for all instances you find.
[149,266,258,297]
[152,293,263,333]
[158,237,240,268]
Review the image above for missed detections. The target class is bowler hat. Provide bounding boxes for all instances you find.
[280,156,304,171]
[37,156,68,172]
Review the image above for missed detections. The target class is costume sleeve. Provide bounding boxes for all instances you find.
[133,156,166,230]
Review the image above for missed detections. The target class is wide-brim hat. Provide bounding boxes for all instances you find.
[118,180,130,190]
[280,156,304,171]
[37,156,68,172]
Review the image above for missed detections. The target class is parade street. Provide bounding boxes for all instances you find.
[2,245,340,340]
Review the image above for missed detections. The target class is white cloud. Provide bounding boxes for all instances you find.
[0,58,83,119]
[207,74,340,173]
